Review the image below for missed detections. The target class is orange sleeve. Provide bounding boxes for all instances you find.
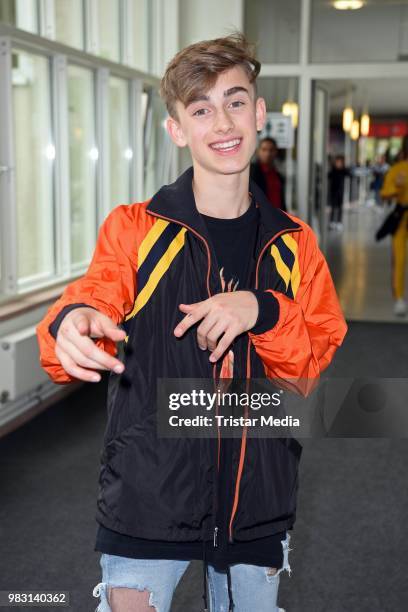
[35,204,140,385]
[248,221,348,397]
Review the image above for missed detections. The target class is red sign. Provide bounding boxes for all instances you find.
[368,121,408,138]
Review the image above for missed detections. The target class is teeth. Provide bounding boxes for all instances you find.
[211,138,241,150]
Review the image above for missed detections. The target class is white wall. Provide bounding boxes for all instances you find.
[179,0,243,48]
[177,0,244,171]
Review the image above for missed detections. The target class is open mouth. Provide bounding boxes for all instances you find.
[209,138,242,155]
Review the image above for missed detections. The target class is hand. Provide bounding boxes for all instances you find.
[174,291,259,363]
[55,307,126,383]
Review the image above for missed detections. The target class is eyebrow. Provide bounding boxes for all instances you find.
[188,86,250,105]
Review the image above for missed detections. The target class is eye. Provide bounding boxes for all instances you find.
[230,100,245,108]
[192,108,209,116]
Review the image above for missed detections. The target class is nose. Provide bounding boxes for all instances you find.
[213,107,234,134]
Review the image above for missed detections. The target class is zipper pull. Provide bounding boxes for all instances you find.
[213,526,219,548]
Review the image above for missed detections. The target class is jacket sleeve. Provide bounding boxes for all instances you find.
[35,204,138,385]
[248,221,348,397]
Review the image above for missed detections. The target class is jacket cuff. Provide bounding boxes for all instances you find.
[48,303,98,339]
[249,290,280,334]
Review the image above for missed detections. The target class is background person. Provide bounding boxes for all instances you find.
[250,137,287,211]
[328,154,350,231]
[380,135,408,316]
[370,154,389,209]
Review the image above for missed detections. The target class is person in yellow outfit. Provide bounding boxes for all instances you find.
[380,136,408,316]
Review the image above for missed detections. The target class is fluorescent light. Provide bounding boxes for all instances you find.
[333,0,364,10]
[342,106,354,132]
[350,119,360,140]
[282,101,298,128]
[360,113,370,137]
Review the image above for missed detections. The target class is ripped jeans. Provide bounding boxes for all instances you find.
[92,532,292,612]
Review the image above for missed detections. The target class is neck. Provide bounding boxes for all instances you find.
[192,163,251,219]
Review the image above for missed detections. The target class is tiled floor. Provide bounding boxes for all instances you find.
[325,200,408,323]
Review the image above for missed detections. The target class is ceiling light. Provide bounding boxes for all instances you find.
[342,106,354,132]
[350,119,360,140]
[360,113,370,137]
[333,1,364,10]
[282,101,298,128]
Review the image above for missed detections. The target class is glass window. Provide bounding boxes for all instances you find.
[67,64,97,268]
[54,0,84,50]
[256,77,299,212]
[0,0,39,34]
[143,88,172,198]
[311,0,408,63]
[11,50,54,283]
[244,0,301,64]
[97,0,120,63]
[128,0,150,72]
[108,76,131,206]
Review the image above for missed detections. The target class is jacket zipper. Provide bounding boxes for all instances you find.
[146,210,222,548]
[227,225,302,544]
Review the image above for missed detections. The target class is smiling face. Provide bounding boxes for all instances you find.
[166,65,266,176]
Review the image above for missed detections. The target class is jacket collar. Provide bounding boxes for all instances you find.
[146,165,301,241]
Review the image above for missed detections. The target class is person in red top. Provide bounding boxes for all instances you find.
[250,137,287,211]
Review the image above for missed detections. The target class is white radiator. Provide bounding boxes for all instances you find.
[0,325,51,403]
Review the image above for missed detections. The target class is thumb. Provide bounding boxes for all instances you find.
[98,316,127,341]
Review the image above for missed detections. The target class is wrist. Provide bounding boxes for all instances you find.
[249,290,280,334]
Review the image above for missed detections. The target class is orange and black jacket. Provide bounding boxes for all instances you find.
[36,165,347,548]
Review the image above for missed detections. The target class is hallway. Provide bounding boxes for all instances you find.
[326,200,408,323]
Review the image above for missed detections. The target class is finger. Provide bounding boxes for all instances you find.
[56,347,102,383]
[59,325,125,373]
[205,320,228,352]
[196,312,220,350]
[209,329,237,363]
[174,303,209,337]
[57,334,113,371]
[179,301,203,311]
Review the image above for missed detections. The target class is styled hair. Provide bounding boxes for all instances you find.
[160,31,261,120]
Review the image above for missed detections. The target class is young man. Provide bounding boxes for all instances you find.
[36,33,347,612]
[250,137,287,211]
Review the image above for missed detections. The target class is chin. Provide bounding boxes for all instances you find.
[199,155,251,176]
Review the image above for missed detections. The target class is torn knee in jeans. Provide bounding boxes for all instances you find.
[108,586,157,611]
[266,567,278,576]
[92,581,158,612]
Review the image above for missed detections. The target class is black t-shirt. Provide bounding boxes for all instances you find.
[95,198,285,571]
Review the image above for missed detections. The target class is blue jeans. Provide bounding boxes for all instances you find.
[92,532,292,612]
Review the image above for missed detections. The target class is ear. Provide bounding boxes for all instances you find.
[166,115,188,148]
[255,97,266,132]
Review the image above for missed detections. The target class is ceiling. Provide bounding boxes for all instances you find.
[322,78,408,117]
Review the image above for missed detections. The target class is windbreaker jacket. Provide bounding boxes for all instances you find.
[36,165,348,548]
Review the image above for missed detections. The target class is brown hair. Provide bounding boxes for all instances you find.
[160,31,261,120]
